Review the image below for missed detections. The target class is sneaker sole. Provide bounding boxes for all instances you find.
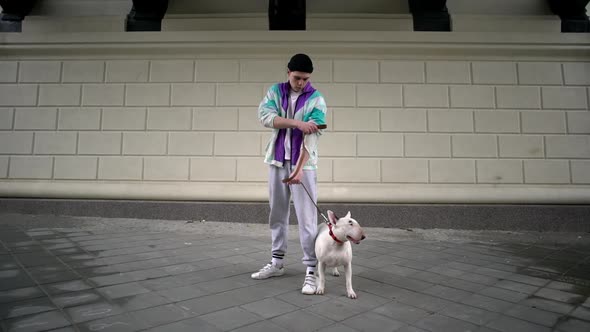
[251,270,285,280]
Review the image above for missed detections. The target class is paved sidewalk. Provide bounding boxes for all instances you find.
[1,213,589,332]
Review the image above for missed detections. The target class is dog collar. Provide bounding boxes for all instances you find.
[328,223,344,244]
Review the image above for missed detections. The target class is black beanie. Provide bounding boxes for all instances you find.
[287,53,313,73]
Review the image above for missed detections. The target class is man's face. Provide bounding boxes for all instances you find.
[288,70,311,92]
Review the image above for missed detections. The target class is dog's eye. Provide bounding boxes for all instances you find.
[349,221,353,225]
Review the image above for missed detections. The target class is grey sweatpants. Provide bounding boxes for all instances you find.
[268,162,318,267]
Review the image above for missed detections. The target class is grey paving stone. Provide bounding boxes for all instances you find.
[315,323,359,332]
[358,270,401,285]
[97,282,151,300]
[395,326,428,332]
[411,271,453,284]
[493,279,540,295]
[534,287,586,304]
[388,276,434,293]
[112,292,172,312]
[454,272,499,286]
[200,306,264,331]
[160,263,200,276]
[75,265,121,278]
[143,316,222,332]
[128,303,195,328]
[245,278,299,298]
[518,267,560,280]
[355,256,401,270]
[89,273,144,287]
[518,297,575,314]
[139,275,190,291]
[42,279,93,295]
[15,252,62,267]
[396,292,454,313]
[379,265,421,277]
[59,254,97,263]
[126,268,169,281]
[220,255,258,265]
[194,274,259,293]
[422,285,473,302]
[472,267,513,279]
[341,311,405,332]
[486,263,520,273]
[438,277,488,293]
[270,309,335,332]
[230,320,289,332]
[546,281,583,292]
[229,280,288,300]
[279,290,334,308]
[0,269,36,290]
[0,286,45,304]
[438,302,498,326]
[155,284,209,302]
[28,269,81,285]
[486,315,551,332]
[0,257,18,270]
[77,313,150,332]
[371,302,432,324]
[47,327,77,332]
[460,294,514,313]
[177,293,243,316]
[305,300,369,322]
[333,291,390,311]
[240,298,299,319]
[2,310,71,332]
[478,286,530,303]
[570,306,590,321]
[444,262,480,272]
[413,313,478,332]
[555,317,590,332]
[0,297,56,320]
[65,301,125,323]
[503,304,561,327]
[503,273,549,287]
[51,290,103,309]
[395,259,435,271]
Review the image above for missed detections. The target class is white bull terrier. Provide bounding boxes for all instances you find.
[315,210,366,299]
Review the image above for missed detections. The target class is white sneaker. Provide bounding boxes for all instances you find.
[251,263,285,280]
[301,274,317,295]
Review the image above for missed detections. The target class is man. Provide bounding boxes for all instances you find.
[252,53,327,295]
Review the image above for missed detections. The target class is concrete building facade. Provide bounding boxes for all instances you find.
[1,0,589,229]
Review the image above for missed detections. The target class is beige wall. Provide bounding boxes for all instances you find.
[0,30,589,203]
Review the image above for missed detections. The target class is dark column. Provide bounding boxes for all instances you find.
[408,0,451,31]
[548,0,590,32]
[0,0,37,32]
[126,0,169,31]
[268,0,306,30]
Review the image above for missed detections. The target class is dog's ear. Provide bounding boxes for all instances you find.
[345,211,351,219]
[327,210,338,224]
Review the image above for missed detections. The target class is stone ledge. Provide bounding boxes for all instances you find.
[1,31,589,59]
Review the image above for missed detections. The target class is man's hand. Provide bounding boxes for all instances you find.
[296,121,319,135]
[286,168,303,185]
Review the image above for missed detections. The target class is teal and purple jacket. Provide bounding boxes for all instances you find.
[258,81,327,170]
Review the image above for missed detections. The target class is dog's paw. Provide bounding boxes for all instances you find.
[347,290,357,299]
[332,268,340,277]
[315,287,325,295]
